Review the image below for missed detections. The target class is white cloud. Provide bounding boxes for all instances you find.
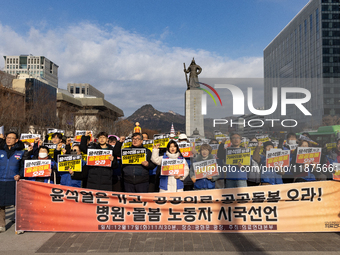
[0,22,263,116]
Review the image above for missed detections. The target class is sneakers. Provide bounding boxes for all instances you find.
[16,230,24,235]
[0,227,5,233]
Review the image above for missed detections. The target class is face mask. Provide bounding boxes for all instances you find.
[39,152,48,158]
[287,140,297,145]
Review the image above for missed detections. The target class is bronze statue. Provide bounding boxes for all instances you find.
[184,58,202,90]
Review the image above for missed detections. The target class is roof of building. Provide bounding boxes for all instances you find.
[57,90,124,117]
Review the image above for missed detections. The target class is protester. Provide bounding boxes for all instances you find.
[178,133,194,191]
[114,133,156,193]
[151,140,189,192]
[142,133,149,141]
[291,140,317,182]
[108,136,117,146]
[190,144,219,189]
[78,131,117,191]
[56,144,83,187]
[218,133,247,188]
[247,137,261,186]
[0,132,25,233]
[253,141,285,185]
[24,145,58,184]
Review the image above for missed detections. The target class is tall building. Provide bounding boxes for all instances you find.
[3,55,59,88]
[264,0,340,131]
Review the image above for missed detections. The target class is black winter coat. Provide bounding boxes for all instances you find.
[78,135,117,191]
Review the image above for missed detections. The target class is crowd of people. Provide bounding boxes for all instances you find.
[0,129,338,232]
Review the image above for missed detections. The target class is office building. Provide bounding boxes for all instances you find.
[264,0,340,131]
[3,55,58,88]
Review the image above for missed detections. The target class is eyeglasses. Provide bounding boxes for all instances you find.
[132,138,141,141]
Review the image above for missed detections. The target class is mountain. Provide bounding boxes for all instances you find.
[127,104,185,133]
[127,104,230,137]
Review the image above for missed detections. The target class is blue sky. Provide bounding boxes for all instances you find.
[0,0,309,116]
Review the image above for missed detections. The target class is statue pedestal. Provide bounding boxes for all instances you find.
[185,89,204,137]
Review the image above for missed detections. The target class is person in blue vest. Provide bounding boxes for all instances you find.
[0,132,25,233]
[24,145,58,184]
[56,144,83,187]
[217,133,247,188]
[190,144,219,190]
[291,140,317,182]
[253,141,285,185]
[151,140,189,192]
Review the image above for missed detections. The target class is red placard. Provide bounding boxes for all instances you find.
[296,147,321,164]
[161,159,185,176]
[193,159,219,179]
[24,160,51,178]
[87,149,112,167]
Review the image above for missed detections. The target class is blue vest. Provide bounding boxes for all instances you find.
[0,149,24,182]
[259,155,283,185]
[159,153,184,191]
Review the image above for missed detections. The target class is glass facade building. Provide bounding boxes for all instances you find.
[264,0,340,131]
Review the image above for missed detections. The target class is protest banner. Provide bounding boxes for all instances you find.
[121,148,146,165]
[178,142,192,158]
[210,144,219,159]
[288,144,298,151]
[256,135,269,143]
[16,180,340,233]
[44,143,64,158]
[87,149,112,167]
[47,128,64,141]
[226,148,251,166]
[161,158,186,176]
[240,138,249,148]
[201,139,210,144]
[248,142,259,156]
[24,160,51,178]
[81,152,87,162]
[74,130,92,143]
[193,159,219,179]
[333,163,340,181]
[299,135,318,146]
[142,139,154,152]
[154,134,170,148]
[214,131,226,140]
[326,142,336,152]
[122,137,132,149]
[223,138,231,149]
[296,147,322,164]
[58,155,82,172]
[20,134,41,150]
[266,149,290,168]
[194,141,203,153]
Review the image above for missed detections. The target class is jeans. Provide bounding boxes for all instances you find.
[225,179,247,188]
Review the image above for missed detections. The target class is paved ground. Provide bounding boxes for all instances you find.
[2,206,340,255]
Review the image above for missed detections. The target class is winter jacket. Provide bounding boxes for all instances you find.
[190,154,219,190]
[0,141,25,206]
[79,135,117,191]
[151,149,189,191]
[114,141,156,185]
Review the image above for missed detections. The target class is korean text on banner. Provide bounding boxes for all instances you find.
[24,160,51,178]
[296,147,322,164]
[142,139,154,152]
[178,142,192,158]
[74,130,92,143]
[266,149,290,168]
[87,149,112,167]
[16,180,340,233]
[154,134,170,149]
[193,159,219,179]
[161,158,185,176]
[226,148,251,166]
[121,148,146,165]
[58,154,82,172]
